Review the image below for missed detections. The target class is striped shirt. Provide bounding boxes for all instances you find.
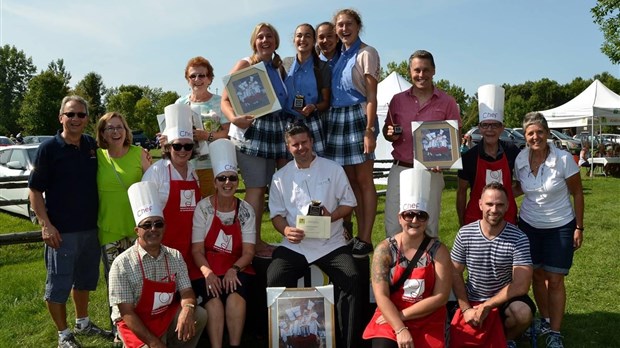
[451,221,531,302]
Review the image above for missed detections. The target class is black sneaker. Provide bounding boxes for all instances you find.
[58,333,81,348]
[74,321,114,340]
[351,237,373,257]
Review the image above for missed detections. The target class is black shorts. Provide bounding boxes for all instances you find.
[191,273,253,307]
[499,294,536,323]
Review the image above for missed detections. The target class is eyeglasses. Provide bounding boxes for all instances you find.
[216,175,239,182]
[400,210,429,222]
[63,112,88,119]
[171,143,194,151]
[189,74,207,80]
[479,122,502,130]
[138,220,165,230]
[104,126,125,133]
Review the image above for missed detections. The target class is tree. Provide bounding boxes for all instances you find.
[592,1,620,64]
[0,45,36,135]
[18,71,69,134]
[47,59,71,87]
[74,72,106,134]
[382,60,411,83]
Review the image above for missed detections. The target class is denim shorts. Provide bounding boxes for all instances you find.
[518,218,575,275]
[44,229,101,303]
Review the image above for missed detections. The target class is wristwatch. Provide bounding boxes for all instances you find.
[366,126,375,132]
[231,264,242,273]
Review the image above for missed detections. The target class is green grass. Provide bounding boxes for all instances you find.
[1,169,618,347]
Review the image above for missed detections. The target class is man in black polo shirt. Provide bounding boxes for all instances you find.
[456,85,520,227]
[29,95,112,348]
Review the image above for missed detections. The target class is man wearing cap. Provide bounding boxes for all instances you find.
[28,95,112,347]
[109,181,207,348]
[267,123,361,348]
[383,50,461,239]
[450,182,534,348]
[456,85,519,227]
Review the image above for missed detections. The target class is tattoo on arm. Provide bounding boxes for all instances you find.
[371,243,392,283]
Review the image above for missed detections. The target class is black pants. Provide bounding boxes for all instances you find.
[267,246,361,348]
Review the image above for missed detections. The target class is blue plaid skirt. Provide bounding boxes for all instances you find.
[239,111,287,159]
[283,112,326,157]
[324,104,375,165]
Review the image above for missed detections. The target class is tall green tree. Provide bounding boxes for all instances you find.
[18,71,69,134]
[592,1,620,64]
[47,59,71,87]
[0,45,36,135]
[74,72,106,134]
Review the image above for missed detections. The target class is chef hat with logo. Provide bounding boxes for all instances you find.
[399,168,431,214]
[128,181,164,225]
[163,103,194,142]
[478,84,505,124]
[209,139,237,177]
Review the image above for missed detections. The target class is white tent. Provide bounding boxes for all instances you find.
[540,79,620,128]
[375,72,412,184]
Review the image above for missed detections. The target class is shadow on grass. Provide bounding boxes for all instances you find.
[527,311,620,347]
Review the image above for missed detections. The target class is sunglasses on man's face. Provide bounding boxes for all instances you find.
[171,143,194,151]
[63,112,88,119]
[215,175,239,183]
[138,220,165,230]
[400,210,429,222]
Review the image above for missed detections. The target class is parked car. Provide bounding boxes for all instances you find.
[0,136,15,146]
[22,135,54,144]
[464,126,526,149]
[600,133,620,145]
[132,130,154,149]
[0,144,39,222]
[573,132,613,148]
[550,130,581,154]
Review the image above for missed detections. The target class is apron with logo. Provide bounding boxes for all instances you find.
[449,303,506,348]
[363,245,445,347]
[163,165,201,279]
[117,249,179,348]
[203,197,255,276]
[464,154,517,225]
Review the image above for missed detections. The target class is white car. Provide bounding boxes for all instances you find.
[0,144,39,222]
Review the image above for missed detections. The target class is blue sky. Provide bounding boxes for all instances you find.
[2,0,618,99]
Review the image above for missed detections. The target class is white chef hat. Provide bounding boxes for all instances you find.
[399,168,431,214]
[128,181,164,225]
[209,139,238,177]
[163,103,193,142]
[478,84,505,124]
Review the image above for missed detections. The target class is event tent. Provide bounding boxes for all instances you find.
[540,79,620,128]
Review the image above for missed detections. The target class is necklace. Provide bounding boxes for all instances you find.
[529,146,550,174]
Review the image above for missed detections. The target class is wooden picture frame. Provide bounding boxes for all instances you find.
[412,120,462,169]
[222,61,281,118]
[267,285,335,348]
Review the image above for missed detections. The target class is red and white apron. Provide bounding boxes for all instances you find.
[117,250,179,348]
[363,247,445,347]
[162,165,201,279]
[202,196,254,277]
[464,154,517,225]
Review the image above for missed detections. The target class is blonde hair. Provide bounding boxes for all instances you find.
[249,23,282,68]
[96,112,132,149]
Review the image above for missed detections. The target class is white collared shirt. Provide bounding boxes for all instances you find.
[142,159,199,207]
[269,156,357,262]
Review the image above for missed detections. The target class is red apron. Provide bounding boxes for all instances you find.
[117,249,180,348]
[202,196,254,277]
[163,165,202,280]
[464,153,517,225]
[449,303,506,348]
[363,246,446,347]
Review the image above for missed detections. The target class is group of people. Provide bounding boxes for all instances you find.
[25,8,585,348]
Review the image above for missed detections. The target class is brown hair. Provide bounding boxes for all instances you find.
[333,8,363,32]
[96,112,132,149]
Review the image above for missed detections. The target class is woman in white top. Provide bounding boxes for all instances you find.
[514,112,584,348]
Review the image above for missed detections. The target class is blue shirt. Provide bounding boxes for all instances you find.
[284,58,320,117]
[29,131,98,233]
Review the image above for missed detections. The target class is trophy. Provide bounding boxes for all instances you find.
[392,124,403,135]
[308,200,323,216]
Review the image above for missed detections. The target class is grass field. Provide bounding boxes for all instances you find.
[0,170,618,347]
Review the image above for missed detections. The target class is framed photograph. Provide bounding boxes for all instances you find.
[222,61,282,118]
[267,285,335,348]
[412,120,462,169]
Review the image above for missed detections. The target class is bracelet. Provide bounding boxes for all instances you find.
[231,264,242,273]
[207,132,214,142]
[461,307,472,314]
[394,326,408,335]
[576,226,584,231]
[183,303,195,309]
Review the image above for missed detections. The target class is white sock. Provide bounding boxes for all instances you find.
[543,317,550,324]
[58,328,72,341]
[76,316,90,329]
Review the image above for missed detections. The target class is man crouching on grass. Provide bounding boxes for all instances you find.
[449,182,534,348]
[108,181,207,348]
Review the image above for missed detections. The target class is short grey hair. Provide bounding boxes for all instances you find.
[59,95,89,116]
[522,112,549,133]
